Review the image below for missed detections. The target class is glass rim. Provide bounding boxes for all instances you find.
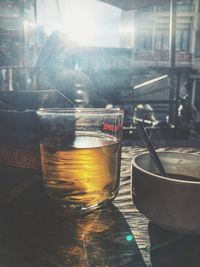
[37,107,124,115]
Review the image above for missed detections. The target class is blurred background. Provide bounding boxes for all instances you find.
[1,0,200,140]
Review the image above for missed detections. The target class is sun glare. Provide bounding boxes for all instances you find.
[39,0,121,47]
[63,9,96,45]
[49,3,97,46]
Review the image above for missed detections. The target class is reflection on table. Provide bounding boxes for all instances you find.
[0,181,145,267]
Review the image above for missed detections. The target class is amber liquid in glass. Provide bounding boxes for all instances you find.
[40,133,120,209]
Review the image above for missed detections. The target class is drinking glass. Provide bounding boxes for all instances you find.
[37,108,124,214]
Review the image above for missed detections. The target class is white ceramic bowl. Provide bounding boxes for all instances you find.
[132,151,200,234]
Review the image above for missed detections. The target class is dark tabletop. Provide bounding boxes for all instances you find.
[1,143,200,267]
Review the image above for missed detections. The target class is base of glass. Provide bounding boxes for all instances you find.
[57,193,118,217]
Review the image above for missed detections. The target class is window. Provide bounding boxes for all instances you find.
[139,6,154,12]
[155,29,169,50]
[157,3,170,12]
[37,0,122,48]
[136,30,152,51]
[177,0,194,12]
[156,0,194,12]
[154,25,190,52]
[176,28,190,51]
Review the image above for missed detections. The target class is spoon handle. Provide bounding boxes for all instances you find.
[136,123,167,177]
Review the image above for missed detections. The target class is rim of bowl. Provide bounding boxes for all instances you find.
[132,151,200,184]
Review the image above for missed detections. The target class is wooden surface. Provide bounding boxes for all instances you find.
[1,144,200,266]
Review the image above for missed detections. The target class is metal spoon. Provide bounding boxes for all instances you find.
[136,122,167,177]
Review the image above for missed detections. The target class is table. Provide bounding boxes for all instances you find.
[1,143,200,266]
[119,143,200,267]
